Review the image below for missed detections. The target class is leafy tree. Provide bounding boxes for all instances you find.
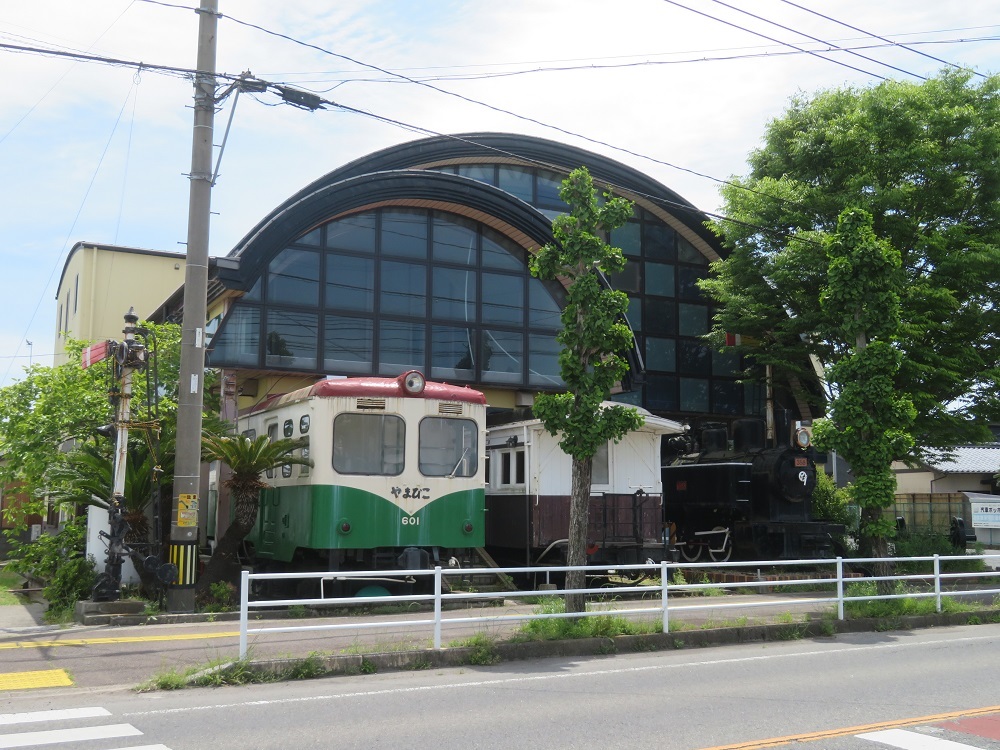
[197,433,311,597]
[529,167,643,613]
[812,209,916,559]
[704,70,1000,453]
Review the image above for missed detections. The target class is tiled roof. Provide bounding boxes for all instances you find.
[925,445,1000,474]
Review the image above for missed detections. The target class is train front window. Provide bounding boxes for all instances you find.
[333,413,405,475]
[419,418,478,477]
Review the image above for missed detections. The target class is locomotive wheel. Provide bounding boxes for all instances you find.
[708,527,733,563]
[679,542,702,563]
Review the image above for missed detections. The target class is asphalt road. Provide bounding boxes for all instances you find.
[2,624,999,750]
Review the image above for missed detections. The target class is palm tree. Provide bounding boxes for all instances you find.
[197,433,312,596]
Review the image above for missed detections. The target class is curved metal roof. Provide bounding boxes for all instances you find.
[227,168,555,290]
[228,132,723,276]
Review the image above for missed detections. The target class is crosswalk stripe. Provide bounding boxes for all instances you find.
[857,728,982,749]
[0,707,110,726]
[0,723,142,749]
[104,746,171,750]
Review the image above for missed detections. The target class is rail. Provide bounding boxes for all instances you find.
[238,553,1000,659]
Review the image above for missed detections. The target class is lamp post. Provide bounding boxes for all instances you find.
[26,340,32,368]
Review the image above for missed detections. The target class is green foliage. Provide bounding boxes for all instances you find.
[844,580,973,618]
[706,70,1000,451]
[199,581,236,612]
[891,532,988,574]
[514,596,656,640]
[810,471,856,529]
[529,167,643,459]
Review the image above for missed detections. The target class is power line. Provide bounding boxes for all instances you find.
[703,0,925,80]
[777,0,988,78]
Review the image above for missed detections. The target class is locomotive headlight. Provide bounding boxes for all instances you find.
[338,519,352,535]
[401,370,426,395]
[462,520,474,534]
[793,427,812,449]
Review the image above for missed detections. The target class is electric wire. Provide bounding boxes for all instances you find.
[777,0,989,79]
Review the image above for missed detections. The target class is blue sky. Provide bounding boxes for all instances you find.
[0,0,996,385]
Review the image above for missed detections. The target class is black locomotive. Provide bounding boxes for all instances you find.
[661,417,843,561]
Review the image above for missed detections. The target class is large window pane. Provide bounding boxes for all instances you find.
[482,273,523,325]
[646,374,678,411]
[481,329,523,384]
[430,325,475,380]
[498,166,533,202]
[207,305,259,366]
[267,248,319,305]
[324,314,372,373]
[713,347,741,377]
[326,213,375,253]
[646,337,676,372]
[419,417,478,477]
[265,310,318,369]
[644,298,675,335]
[381,208,427,259]
[326,253,374,312]
[333,413,404,476]
[528,333,563,388]
[712,380,742,415]
[457,164,495,185]
[432,267,476,321]
[380,260,426,317]
[296,228,321,246]
[611,221,641,257]
[643,221,676,261]
[536,169,568,210]
[433,215,478,265]
[678,340,712,375]
[680,377,710,412]
[607,262,640,294]
[678,303,709,336]
[645,262,675,297]
[482,229,524,270]
[626,296,642,332]
[378,320,425,374]
[528,278,562,330]
[678,235,707,265]
[677,266,706,300]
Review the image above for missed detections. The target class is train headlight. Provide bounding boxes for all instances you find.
[793,427,812,449]
[338,519,352,535]
[401,370,426,395]
[462,520,474,534]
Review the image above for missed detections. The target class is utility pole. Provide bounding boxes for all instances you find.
[167,0,219,613]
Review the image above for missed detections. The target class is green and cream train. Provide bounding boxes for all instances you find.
[238,371,486,591]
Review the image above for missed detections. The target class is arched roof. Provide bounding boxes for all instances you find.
[225,168,555,291]
[227,133,723,286]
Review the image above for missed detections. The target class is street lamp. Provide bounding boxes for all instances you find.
[26,340,32,367]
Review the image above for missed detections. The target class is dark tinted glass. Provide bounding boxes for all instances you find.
[207,305,259,366]
[482,228,524,270]
[381,209,427,259]
[528,279,562,330]
[643,221,676,261]
[678,340,711,375]
[432,267,477,321]
[644,298,675,335]
[482,273,523,325]
[680,377,709,412]
[323,314,372,373]
[326,213,376,253]
[528,332,562,388]
[433,215,478,265]
[267,248,319,305]
[265,309,318,369]
[481,329,523,383]
[380,260,426,317]
[326,253,374,312]
[645,337,676,372]
[498,166,533,202]
[678,303,709,337]
[430,325,476,380]
[378,320,425,374]
[645,262,675,297]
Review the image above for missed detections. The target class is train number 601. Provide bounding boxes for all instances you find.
[401,516,420,526]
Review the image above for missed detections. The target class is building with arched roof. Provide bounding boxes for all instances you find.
[190,132,772,424]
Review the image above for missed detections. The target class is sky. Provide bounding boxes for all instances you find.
[0,0,996,386]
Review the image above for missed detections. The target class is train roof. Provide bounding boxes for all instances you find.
[487,403,685,435]
[247,373,486,415]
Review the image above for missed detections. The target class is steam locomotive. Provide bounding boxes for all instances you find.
[661,417,843,561]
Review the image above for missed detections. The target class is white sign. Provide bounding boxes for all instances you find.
[971,500,1000,529]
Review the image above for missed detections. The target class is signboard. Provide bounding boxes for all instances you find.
[970,500,1000,529]
[177,494,199,527]
[81,340,110,369]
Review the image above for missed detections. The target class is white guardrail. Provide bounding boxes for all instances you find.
[238,554,1000,659]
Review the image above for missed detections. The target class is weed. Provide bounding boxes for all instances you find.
[137,668,192,692]
[772,623,806,640]
[967,615,982,625]
[455,633,500,665]
[360,658,377,674]
[404,658,432,671]
[697,575,726,597]
[672,638,685,649]
[287,605,308,619]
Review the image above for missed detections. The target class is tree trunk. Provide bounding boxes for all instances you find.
[565,456,593,614]
[195,487,260,599]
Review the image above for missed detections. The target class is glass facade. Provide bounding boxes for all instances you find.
[209,159,754,419]
[209,208,566,389]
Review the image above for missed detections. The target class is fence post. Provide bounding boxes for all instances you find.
[661,561,669,634]
[239,569,249,659]
[836,557,844,621]
[934,554,941,613]
[434,566,442,650]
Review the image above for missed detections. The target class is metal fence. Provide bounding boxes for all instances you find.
[238,555,1000,659]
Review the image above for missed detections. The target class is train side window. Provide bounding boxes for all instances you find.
[240,429,256,440]
[265,422,278,479]
[419,417,478,477]
[283,419,294,438]
[498,448,525,487]
[333,413,405,476]
[299,441,310,477]
[592,442,610,486]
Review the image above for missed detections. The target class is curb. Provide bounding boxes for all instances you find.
[227,608,1000,683]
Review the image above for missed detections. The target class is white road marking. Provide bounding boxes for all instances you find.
[0,723,141,748]
[105,746,172,750]
[0,707,110,726]
[858,728,982,749]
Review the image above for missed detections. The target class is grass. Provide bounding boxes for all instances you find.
[136,652,333,691]
[844,581,979,619]
[0,569,26,606]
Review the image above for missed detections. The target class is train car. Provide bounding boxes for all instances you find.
[485,404,685,575]
[661,418,842,561]
[238,371,486,592]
